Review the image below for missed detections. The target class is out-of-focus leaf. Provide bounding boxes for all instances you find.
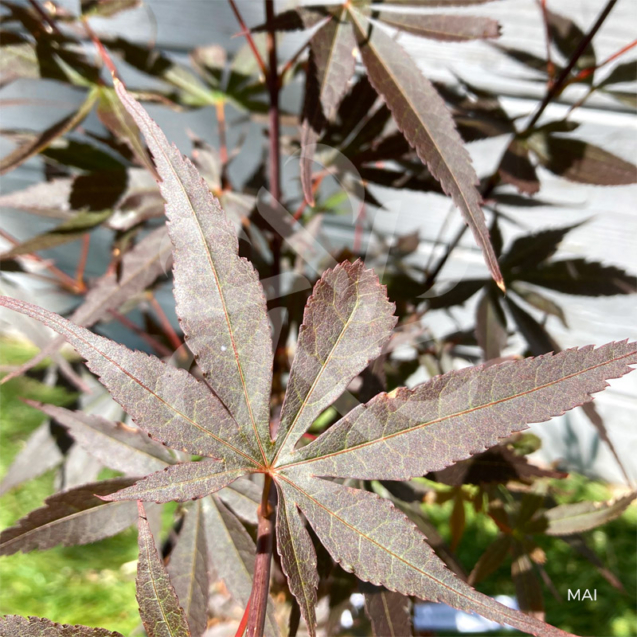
[498,139,539,195]
[543,493,636,536]
[0,31,39,86]
[274,260,397,461]
[43,138,128,171]
[561,534,624,591]
[27,401,173,476]
[511,284,568,328]
[476,289,507,361]
[368,11,500,42]
[0,178,75,220]
[0,297,256,466]
[0,478,137,555]
[581,401,630,484]
[276,483,319,636]
[136,502,191,637]
[491,43,549,74]
[430,445,567,487]
[511,541,544,620]
[96,87,156,176]
[167,500,209,637]
[506,296,558,357]
[115,80,273,463]
[530,135,637,185]
[501,223,581,272]
[427,279,487,309]
[103,458,247,504]
[546,10,595,73]
[69,170,129,211]
[348,8,504,289]
[300,8,356,204]
[599,60,637,87]
[361,582,412,637]
[0,208,112,259]
[251,6,332,32]
[217,476,261,525]
[368,0,498,5]
[81,0,141,18]
[0,420,64,495]
[602,89,637,108]
[0,615,122,636]
[517,259,636,296]
[278,474,571,637]
[201,496,280,637]
[468,534,512,584]
[292,341,637,479]
[0,88,98,175]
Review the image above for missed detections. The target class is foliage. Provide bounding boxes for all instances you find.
[0,0,636,636]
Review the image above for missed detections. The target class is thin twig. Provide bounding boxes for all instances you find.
[235,599,251,637]
[279,39,310,88]
[27,0,61,34]
[75,233,91,292]
[108,309,173,357]
[538,0,556,87]
[148,293,183,352]
[227,0,268,79]
[216,101,229,167]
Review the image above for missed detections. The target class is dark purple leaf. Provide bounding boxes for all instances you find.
[0,478,137,555]
[81,0,140,18]
[300,9,357,205]
[498,139,540,195]
[426,279,487,309]
[114,80,273,464]
[511,285,568,328]
[251,6,332,32]
[517,259,636,296]
[530,136,637,185]
[167,501,209,637]
[277,475,573,637]
[511,541,544,620]
[361,583,412,637]
[348,8,504,289]
[273,260,397,461]
[468,534,512,585]
[369,11,500,42]
[599,60,637,87]
[475,290,507,361]
[506,296,558,357]
[0,615,122,636]
[546,10,595,73]
[136,502,191,637]
[289,341,637,479]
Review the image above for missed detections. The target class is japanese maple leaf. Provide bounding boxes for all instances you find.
[1,81,635,637]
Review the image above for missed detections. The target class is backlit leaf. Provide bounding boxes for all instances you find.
[136,502,191,637]
[114,80,273,464]
[288,341,637,479]
[475,289,507,361]
[0,478,137,555]
[498,139,539,195]
[543,493,636,536]
[511,541,544,620]
[167,501,209,637]
[274,260,396,462]
[277,474,573,637]
[348,8,503,288]
[0,615,122,636]
[468,534,512,585]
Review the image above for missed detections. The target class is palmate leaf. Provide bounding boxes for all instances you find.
[136,502,191,637]
[347,8,504,289]
[0,615,123,636]
[113,79,273,464]
[0,478,138,556]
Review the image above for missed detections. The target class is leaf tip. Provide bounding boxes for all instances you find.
[496,278,507,294]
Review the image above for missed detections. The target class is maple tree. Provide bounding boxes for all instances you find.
[1,0,636,635]
[1,79,636,636]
